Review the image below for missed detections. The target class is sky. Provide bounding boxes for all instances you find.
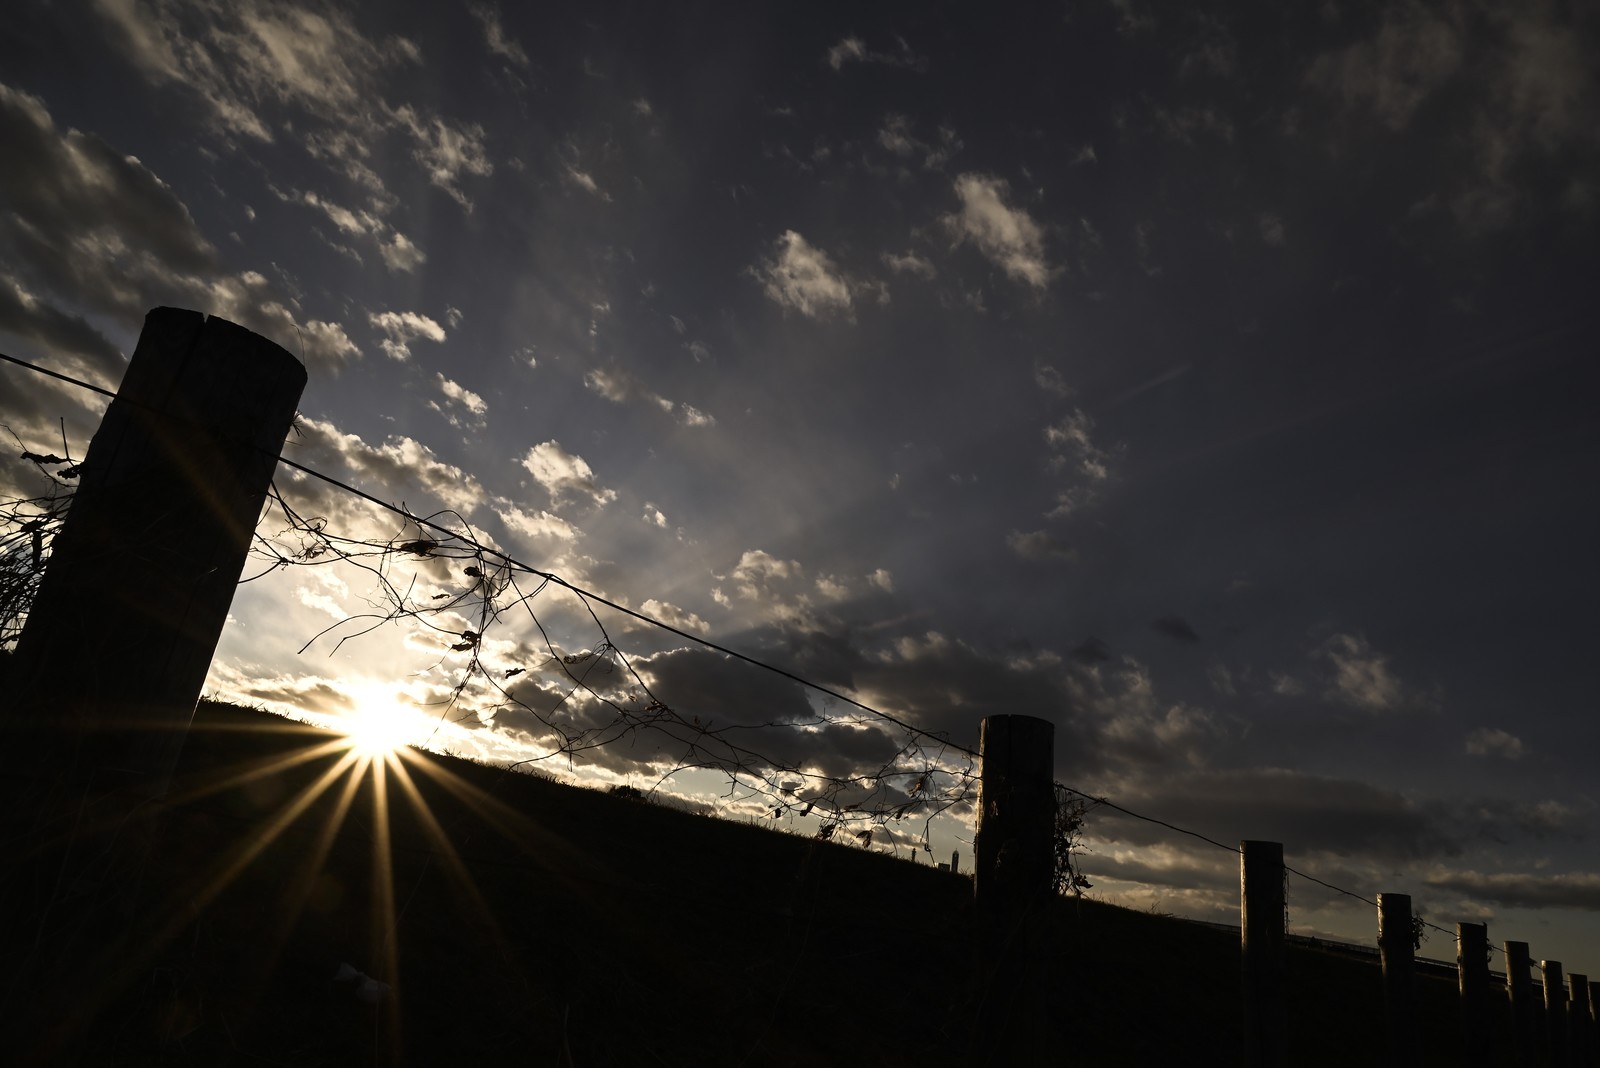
[2,0,1598,971]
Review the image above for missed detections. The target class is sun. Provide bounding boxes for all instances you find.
[340,688,429,756]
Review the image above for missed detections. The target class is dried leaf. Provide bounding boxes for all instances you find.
[399,539,437,557]
[504,668,524,679]
[464,566,483,578]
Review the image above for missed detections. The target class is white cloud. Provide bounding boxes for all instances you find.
[430,373,487,429]
[520,440,616,507]
[943,174,1053,289]
[391,105,493,211]
[369,309,446,360]
[379,231,426,272]
[644,505,667,528]
[93,0,492,212]
[882,250,936,278]
[639,599,709,635]
[290,416,486,517]
[869,568,893,592]
[751,231,854,319]
[468,2,529,67]
[1316,633,1421,713]
[564,164,610,201]
[1465,727,1525,760]
[496,502,581,543]
[825,34,926,72]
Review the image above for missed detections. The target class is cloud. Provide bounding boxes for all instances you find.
[825,34,926,72]
[638,599,709,636]
[1316,632,1426,713]
[1307,3,1463,131]
[1007,529,1076,562]
[751,231,854,320]
[369,309,446,361]
[93,0,490,209]
[0,273,123,381]
[1465,727,1524,760]
[943,174,1052,289]
[496,502,581,544]
[1152,616,1201,643]
[289,416,486,517]
[882,250,936,279]
[583,366,715,427]
[869,568,893,593]
[520,440,616,507]
[1424,870,1600,912]
[379,231,426,272]
[468,2,529,67]
[430,373,488,429]
[0,83,359,374]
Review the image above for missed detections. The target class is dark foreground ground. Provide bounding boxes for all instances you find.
[1,700,1507,1065]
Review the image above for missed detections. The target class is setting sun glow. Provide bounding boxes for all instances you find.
[341,696,427,757]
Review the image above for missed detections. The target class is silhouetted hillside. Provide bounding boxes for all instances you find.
[13,700,1506,1065]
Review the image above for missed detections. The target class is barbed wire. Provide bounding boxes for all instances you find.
[0,350,1559,947]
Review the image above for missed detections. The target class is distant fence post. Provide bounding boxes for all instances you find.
[1544,961,1568,1068]
[1377,893,1417,1065]
[1458,922,1490,1052]
[1506,941,1538,1067]
[3,306,306,795]
[1240,840,1285,1068]
[973,714,1055,919]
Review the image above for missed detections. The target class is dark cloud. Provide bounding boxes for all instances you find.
[1151,615,1200,643]
[1108,768,1457,862]
[1070,637,1112,665]
[1424,870,1600,912]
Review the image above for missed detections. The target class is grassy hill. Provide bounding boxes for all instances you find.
[5,699,1514,1065]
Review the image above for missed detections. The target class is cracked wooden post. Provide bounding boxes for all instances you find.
[3,306,305,793]
[1458,922,1491,1054]
[1378,893,1417,1066]
[0,307,305,1058]
[1241,840,1286,1068]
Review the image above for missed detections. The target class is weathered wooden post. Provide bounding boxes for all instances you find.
[1240,840,1286,1068]
[1378,893,1417,1065]
[1587,979,1600,1068]
[970,714,1055,1060]
[0,308,305,1058]
[974,714,1055,918]
[1569,973,1589,1068]
[1458,922,1491,1052]
[1506,941,1539,1067]
[3,307,306,793]
[1545,961,1569,1068]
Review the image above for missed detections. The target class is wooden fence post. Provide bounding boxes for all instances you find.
[1458,922,1490,1052]
[973,714,1055,919]
[1378,893,1417,1065]
[3,306,306,795]
[1506,941,1539,1067]
[1240,840,1286,1068]
[1587,979,1599,1068]
[0,308,305,1057]
[1545,961,1569,1068]
[1569,973,1589,1068]
[969,714,1055,1061]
